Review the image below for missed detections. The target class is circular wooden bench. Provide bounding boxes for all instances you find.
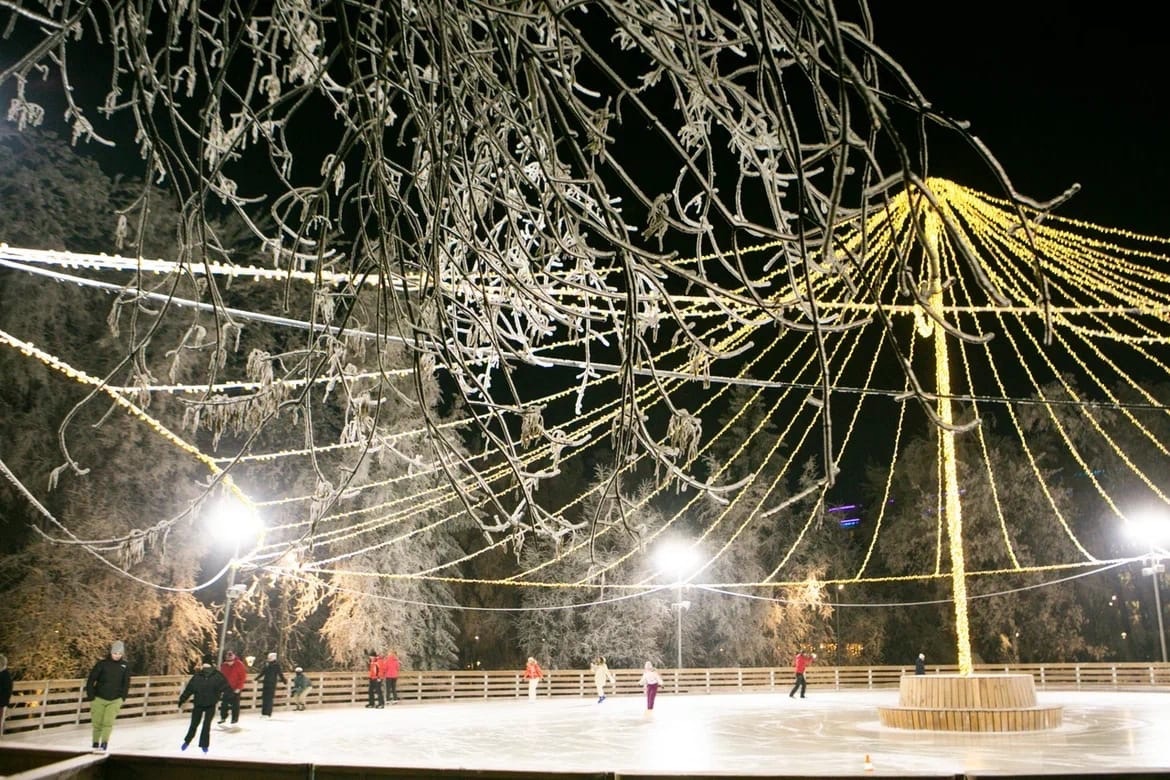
[877,673,1062,732]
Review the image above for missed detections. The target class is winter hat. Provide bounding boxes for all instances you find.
[295,666,303,673]
[267,652,277,662]
[202,655,215,666]
[644,661,653,670]
[0,653,7,672]
[110,641,125,656]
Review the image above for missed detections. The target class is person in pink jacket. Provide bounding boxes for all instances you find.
[381,649,400,704]
[523,657,543,700]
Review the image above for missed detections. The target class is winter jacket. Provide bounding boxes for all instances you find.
[291,672,311,695]
[793,653,813,674]
[368,658,382,680]
[638,668,662,687]
[255,661,287,690]
[179,667,230,708]
[220,656,248,692]
[381,654,400,679]
[592,661,615,687]
[523,660,543,680]
[85,655,131,701]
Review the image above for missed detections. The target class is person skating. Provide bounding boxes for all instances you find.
[523,656,543,701]
[290,667,312,710]
[217,649,247,726]
[254,652,287,718]
[590,655,616,703]
[366,651,384,708]
[85,640,131,752]
[914,652,926,675]
[179,656,230,753]
[382,649,400,704]
[638,661,662,715]
[789,650,815,699]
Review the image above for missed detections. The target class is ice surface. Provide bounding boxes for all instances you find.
[5,689,1170,775]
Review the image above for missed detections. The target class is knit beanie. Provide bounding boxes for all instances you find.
[111,641,125,656]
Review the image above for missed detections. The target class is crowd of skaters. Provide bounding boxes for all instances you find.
[0,641,839,756]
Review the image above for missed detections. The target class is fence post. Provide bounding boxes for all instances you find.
[141,678,150,717]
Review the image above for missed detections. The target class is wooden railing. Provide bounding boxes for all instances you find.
[2,662,1166,735]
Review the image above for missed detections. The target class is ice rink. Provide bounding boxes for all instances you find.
[5,689,1170,776]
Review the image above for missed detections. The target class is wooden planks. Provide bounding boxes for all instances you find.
[877,673,1062,732]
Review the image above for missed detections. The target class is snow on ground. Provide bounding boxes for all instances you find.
[5,690,1170,776]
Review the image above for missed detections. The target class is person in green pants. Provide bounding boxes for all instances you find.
[85,641,131,752]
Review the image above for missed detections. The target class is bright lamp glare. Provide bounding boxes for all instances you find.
[657,542,700,578]
[207,498,263,545]
[1126,515,1170,546]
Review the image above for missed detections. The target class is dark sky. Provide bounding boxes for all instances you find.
[872,5,1169,234]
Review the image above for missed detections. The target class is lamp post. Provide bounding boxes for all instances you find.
[208,497,263,666]
[1127,517,1168,664]
[834,584,844,665]
[657,542,699,671]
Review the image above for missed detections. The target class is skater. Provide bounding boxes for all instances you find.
[0,653,12,735]
[590,655,616,703]
[254,652,287,718]
[638,661,662,713]
[85,640,131,752]
[523,656,543,700]
[915,652,926,675]
[382,649,400,703]
[291,667,312,710]
[789,649,815,699]
[217,649,247,726]
[178,656,229,753]
[366,651,384,708]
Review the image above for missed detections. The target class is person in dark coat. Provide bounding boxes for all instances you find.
[915,652,926,675]
[179,656,230,753]
[254,652,287,717]
[0,653,13,734]
[85,641,131,751]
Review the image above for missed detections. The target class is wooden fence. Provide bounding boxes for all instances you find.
[2,662,1167,735]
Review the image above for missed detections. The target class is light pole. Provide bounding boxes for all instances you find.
[657,542,699,670]
[1141,554,1167,664]
[1127,517,1168,664]
[834,584,844,665]
[208,497,263,666]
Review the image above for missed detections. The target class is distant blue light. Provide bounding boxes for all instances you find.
[839,517,860,528]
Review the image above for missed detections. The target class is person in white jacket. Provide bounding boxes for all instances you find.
[590,656,616,703]
[638,661,662,713]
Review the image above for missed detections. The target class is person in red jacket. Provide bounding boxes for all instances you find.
[366,651,384,708]
[789,650,815,699]
[217,650,248,726]
[381,649,400,704]
[523,656,543,701]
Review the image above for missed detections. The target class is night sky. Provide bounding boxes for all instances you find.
[873,5,1169,234]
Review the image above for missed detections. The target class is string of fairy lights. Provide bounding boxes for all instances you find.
[4,179,1170,618]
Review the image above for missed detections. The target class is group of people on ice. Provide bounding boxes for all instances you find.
[79,639,821,755]
[83,640,311,755]
[365,649,402,708]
